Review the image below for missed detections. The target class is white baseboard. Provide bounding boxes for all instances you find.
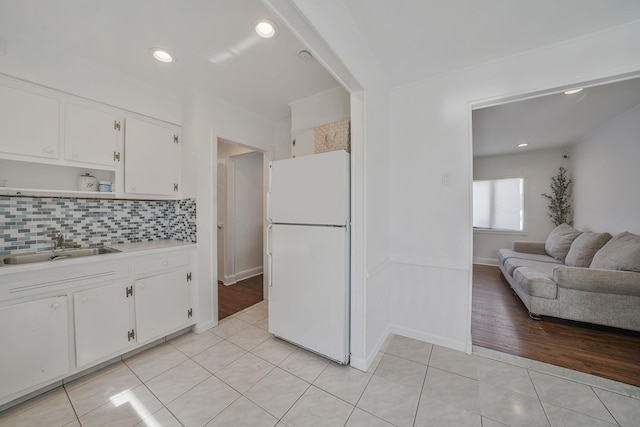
[223,266,263,286]
[194,319,218,333]
[350,324,391,372]
[388,324,467,353]
[473,257,498,266]
[367,257,390,279]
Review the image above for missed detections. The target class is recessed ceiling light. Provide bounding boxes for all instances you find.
[149,48,174,63]
[517,143,529,148]
[564,88,583,95]
[255,19,278,39]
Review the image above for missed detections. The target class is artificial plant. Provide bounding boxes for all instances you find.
[541,166,573,226]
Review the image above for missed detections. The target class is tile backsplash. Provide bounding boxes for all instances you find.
[0,196,196,255]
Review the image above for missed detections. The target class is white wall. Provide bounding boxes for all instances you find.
[190,93,275,331]
[274,117,292,161]
[216,140,261,285]
[571,103,640,235]
[390,21,640,352]
[227,152,264,283]
[217,140,254,159]
[473,147,569,264]
[290,86,350,132]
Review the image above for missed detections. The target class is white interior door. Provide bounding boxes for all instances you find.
[217,160,226,283]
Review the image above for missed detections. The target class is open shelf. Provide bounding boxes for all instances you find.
[0,159,115,199]
[0,187,115,199]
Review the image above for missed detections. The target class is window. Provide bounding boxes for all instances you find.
[473,177,524,231]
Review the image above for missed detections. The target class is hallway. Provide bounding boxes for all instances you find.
[218,275,264,320]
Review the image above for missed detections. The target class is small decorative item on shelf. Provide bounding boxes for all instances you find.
[77,173,98,192]
[98,181,112,192]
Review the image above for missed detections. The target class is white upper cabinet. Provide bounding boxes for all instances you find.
[0,76,184,199]
[0,82,59,160]
[124,116,180,197]
[65,102,121,168]
[291,128,314,158]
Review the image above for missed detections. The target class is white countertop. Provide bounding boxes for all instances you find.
[0,240,197,276]
[109,240,196,253]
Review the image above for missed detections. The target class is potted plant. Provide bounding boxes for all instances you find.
[542,167,573,226]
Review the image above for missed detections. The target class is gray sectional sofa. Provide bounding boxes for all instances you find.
[498,224,640,331]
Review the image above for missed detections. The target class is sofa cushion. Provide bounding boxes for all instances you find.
[554,266,640,296]
[512,241,546,254]
[545,224,582,262]
[498,248,561,266]
[565,232,612,268]
[503,258,561,276]
[590,232,640,272]
[513,266,558,299]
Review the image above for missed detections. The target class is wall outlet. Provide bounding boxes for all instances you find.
[441,172,451,186]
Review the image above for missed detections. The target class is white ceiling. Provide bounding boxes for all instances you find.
[341,0,640,87]
[1,1,640,124]
[473,77,640,157]
[0,0,340,121]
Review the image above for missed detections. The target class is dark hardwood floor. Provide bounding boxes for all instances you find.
[218,274,264,320]
[472,264,640,387]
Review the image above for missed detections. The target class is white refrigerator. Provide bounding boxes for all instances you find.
[267,150,350,364]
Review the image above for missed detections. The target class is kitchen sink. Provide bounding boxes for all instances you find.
[1,247,121,265]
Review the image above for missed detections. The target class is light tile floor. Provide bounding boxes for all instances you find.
[2,300,640,426]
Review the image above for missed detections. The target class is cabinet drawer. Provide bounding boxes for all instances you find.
[134,254,190,277]
[0,263,129,301]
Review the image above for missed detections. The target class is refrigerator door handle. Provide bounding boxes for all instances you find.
[266,224,273,287]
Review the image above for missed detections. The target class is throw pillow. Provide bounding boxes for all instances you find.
[545,223,582,262]
[565,232,612,267]
[590,232,640,272]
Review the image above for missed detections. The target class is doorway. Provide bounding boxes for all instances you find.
[470,75,640,386]
[217,139,265,319]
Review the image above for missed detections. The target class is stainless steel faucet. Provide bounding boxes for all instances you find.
[54,233,65,250]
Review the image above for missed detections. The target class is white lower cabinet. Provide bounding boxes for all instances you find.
[74,281,134,367]
[0,296,69,398]
[0,246,196,407]
[134,269,192,343]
